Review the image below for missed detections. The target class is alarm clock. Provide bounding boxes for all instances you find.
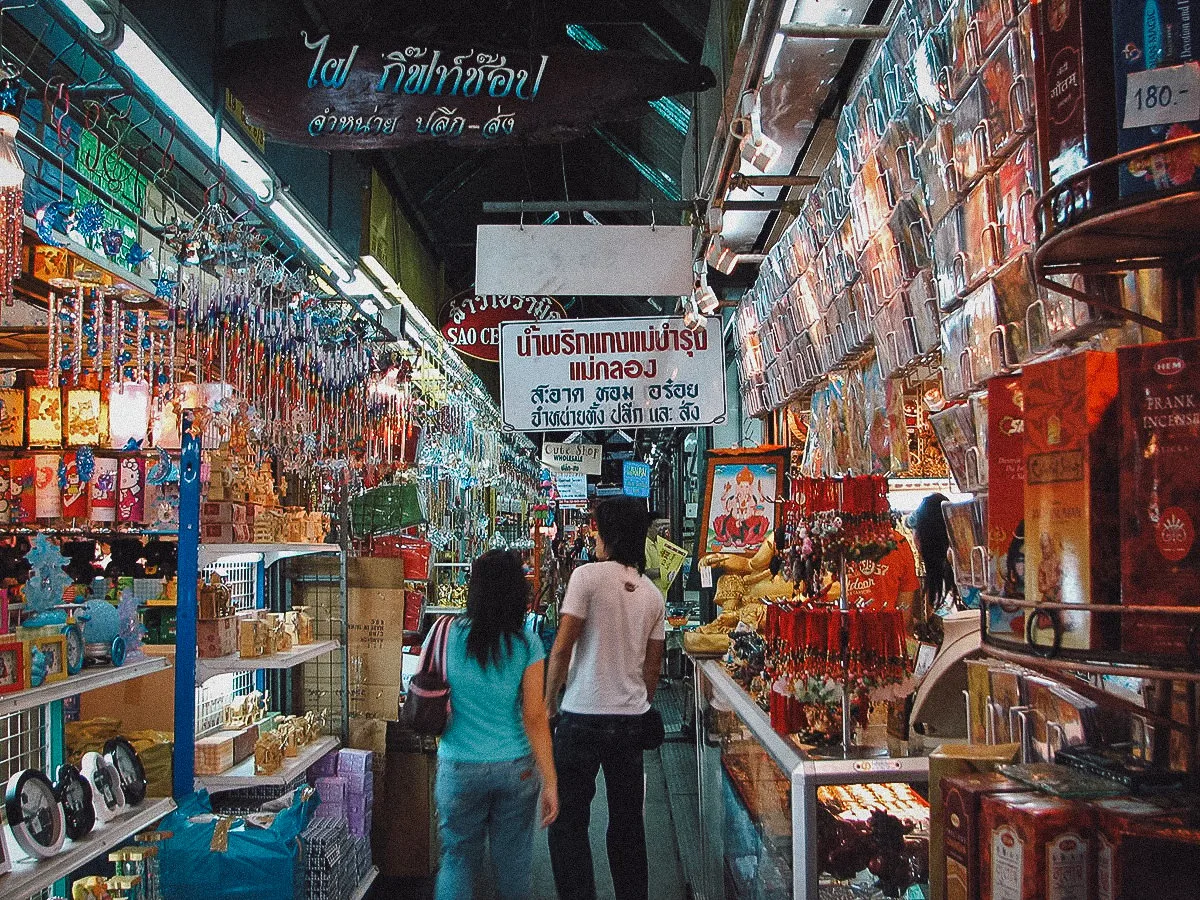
[5,770,65,858]
[104,737,147,806]
[80,751,125,823]
[63,622,85,676]
[54,763,95,840]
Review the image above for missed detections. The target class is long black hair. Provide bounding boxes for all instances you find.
[908,493,953,608]
[594,496,649,574]
[465,550,530,668]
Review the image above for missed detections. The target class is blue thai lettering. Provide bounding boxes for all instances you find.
[304,33,358,90]
[514,56,549,100]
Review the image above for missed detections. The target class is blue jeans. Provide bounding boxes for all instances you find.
[548,712,647,900]
[434,754,540,900]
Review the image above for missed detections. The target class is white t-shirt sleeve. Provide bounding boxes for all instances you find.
[560,564,592,620]
[648,584,666,640]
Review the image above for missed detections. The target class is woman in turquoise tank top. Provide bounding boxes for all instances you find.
[432,549,558,899]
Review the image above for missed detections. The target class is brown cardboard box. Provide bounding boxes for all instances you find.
[194,733,235,775]
[374,748,438,877]
[1090,796,1189,900]
[348,558,409,721]
[942,773,1026,900]
[929,743,1022,900]
[197,616,237,658]
[1024,351,1120,651]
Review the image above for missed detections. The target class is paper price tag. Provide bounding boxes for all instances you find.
[1123,62,1200,129]
[699,565,713,588]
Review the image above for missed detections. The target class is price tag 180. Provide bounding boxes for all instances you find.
[1123,61,1200,129]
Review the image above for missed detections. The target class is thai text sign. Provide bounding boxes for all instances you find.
[623,461,651,498]
[438,292,565,363]
[221,32,714,147]
[499,316,727,432]
[554,472,588,502]
[542,442,603,475]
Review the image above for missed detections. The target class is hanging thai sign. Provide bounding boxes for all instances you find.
[554,472,588,502]
[499,316,727,432]
[623,461,651,498]
[438,292,566,363]
[220,32,714,147]
[541,442,602,475]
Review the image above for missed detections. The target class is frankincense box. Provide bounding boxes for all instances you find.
[1119,337,1200,658]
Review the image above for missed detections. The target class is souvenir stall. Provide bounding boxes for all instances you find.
[706,0,1200,896]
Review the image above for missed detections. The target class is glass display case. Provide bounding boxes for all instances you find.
[692,659,932,900]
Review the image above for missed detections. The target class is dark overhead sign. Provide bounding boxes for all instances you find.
[220,32,714,147]
[438,292,566,363]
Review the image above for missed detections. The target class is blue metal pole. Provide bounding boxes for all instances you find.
[173,410,201,798]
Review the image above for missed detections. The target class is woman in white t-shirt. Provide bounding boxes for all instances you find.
[544,497,666,900]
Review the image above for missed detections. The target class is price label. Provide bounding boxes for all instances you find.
[1123,62,1200,129]
[699,565,713,588]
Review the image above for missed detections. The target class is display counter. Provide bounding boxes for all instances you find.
[692,658,931,900]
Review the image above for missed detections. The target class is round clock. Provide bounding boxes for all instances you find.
[5,770,65,859]
[63,623,84,676]
[104,737,147,807]
[80,751,125,823]
[54,764,95,840]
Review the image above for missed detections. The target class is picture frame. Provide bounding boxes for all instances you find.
[698,446,789,559]
[0,638,26,694]
[28,635,67,685]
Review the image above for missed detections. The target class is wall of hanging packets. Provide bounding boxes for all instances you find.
[732,0,1164,469]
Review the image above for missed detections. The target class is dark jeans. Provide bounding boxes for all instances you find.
[548,712,648,900]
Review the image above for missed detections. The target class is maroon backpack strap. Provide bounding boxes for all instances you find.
[416,615,452,678]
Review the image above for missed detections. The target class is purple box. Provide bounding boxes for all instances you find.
[315,776,346,805]
[337,748,373,775]
[313,801,345,820]
[343,769,373,796]
[309,749,339,778]
[349,814,372,837]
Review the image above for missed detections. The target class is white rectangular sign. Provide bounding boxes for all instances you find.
[500,316,727,432]
[542,442,603,475]
[554,472,588,501]
[1123,62,1200,129]
[476,224,694,296]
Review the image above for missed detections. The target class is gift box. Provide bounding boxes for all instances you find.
[145,482,179,529]
[309,748,340,778]
[337,748,373,776]
[197,616,237,659]
[65,389,101,447]
[315,776,346,805]
[346,794,371,837]
[26,386,62,447]
[1024,351,1120,651]
[201,502,246,524]
[0,388,24,446]
[60,452,88,519]
[980,792,1094,900]
[230,724,259,765]
[194,733,235,775]
[1119,337,1200,659]
[118,456,145,523]
[34,453,61,519]
[9,456,35,525]
[108,382,150,450]
[284,508,307,543]
[89,456,118,523]
[941,773,1026,900]
[239,616,271,659]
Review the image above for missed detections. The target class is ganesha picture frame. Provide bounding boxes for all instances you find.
[698,446,789,558]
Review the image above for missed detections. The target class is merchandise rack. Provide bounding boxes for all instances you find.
[195,639,340,680]
[0,655,169,717]
[195,734,339,791]
[0,796,176,899]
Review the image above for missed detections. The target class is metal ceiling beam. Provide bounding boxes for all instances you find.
[420,148,494,207]
[778,22,890,39]
[482,200,692,214]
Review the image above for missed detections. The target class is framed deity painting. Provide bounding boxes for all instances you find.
[698,446,789,558]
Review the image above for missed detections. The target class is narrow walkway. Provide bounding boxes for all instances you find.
[376,680,696,899]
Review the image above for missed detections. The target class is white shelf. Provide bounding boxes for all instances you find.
[196,735,339,791]
[196,640,340,681]
[199,543,340,569]
[0,796,175,899]
[350,866,379,900]
[0,654,171,717]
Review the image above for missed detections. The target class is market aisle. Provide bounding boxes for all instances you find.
[375,744,688,899]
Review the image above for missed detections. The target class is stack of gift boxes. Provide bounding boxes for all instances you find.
[200,500,330,545]
[310,748,373,838]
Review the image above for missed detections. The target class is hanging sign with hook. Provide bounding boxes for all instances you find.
[218,31,714,147]
[476,224,694,296]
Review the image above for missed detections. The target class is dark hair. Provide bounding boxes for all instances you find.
[465,550,530,668]
[909,493,953,606]
[595,496,649,573]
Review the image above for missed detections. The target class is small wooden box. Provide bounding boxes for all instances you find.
[197,616,237,659]
[194,733,235,775]
[238,617,271,659]
[229,724,259,765]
